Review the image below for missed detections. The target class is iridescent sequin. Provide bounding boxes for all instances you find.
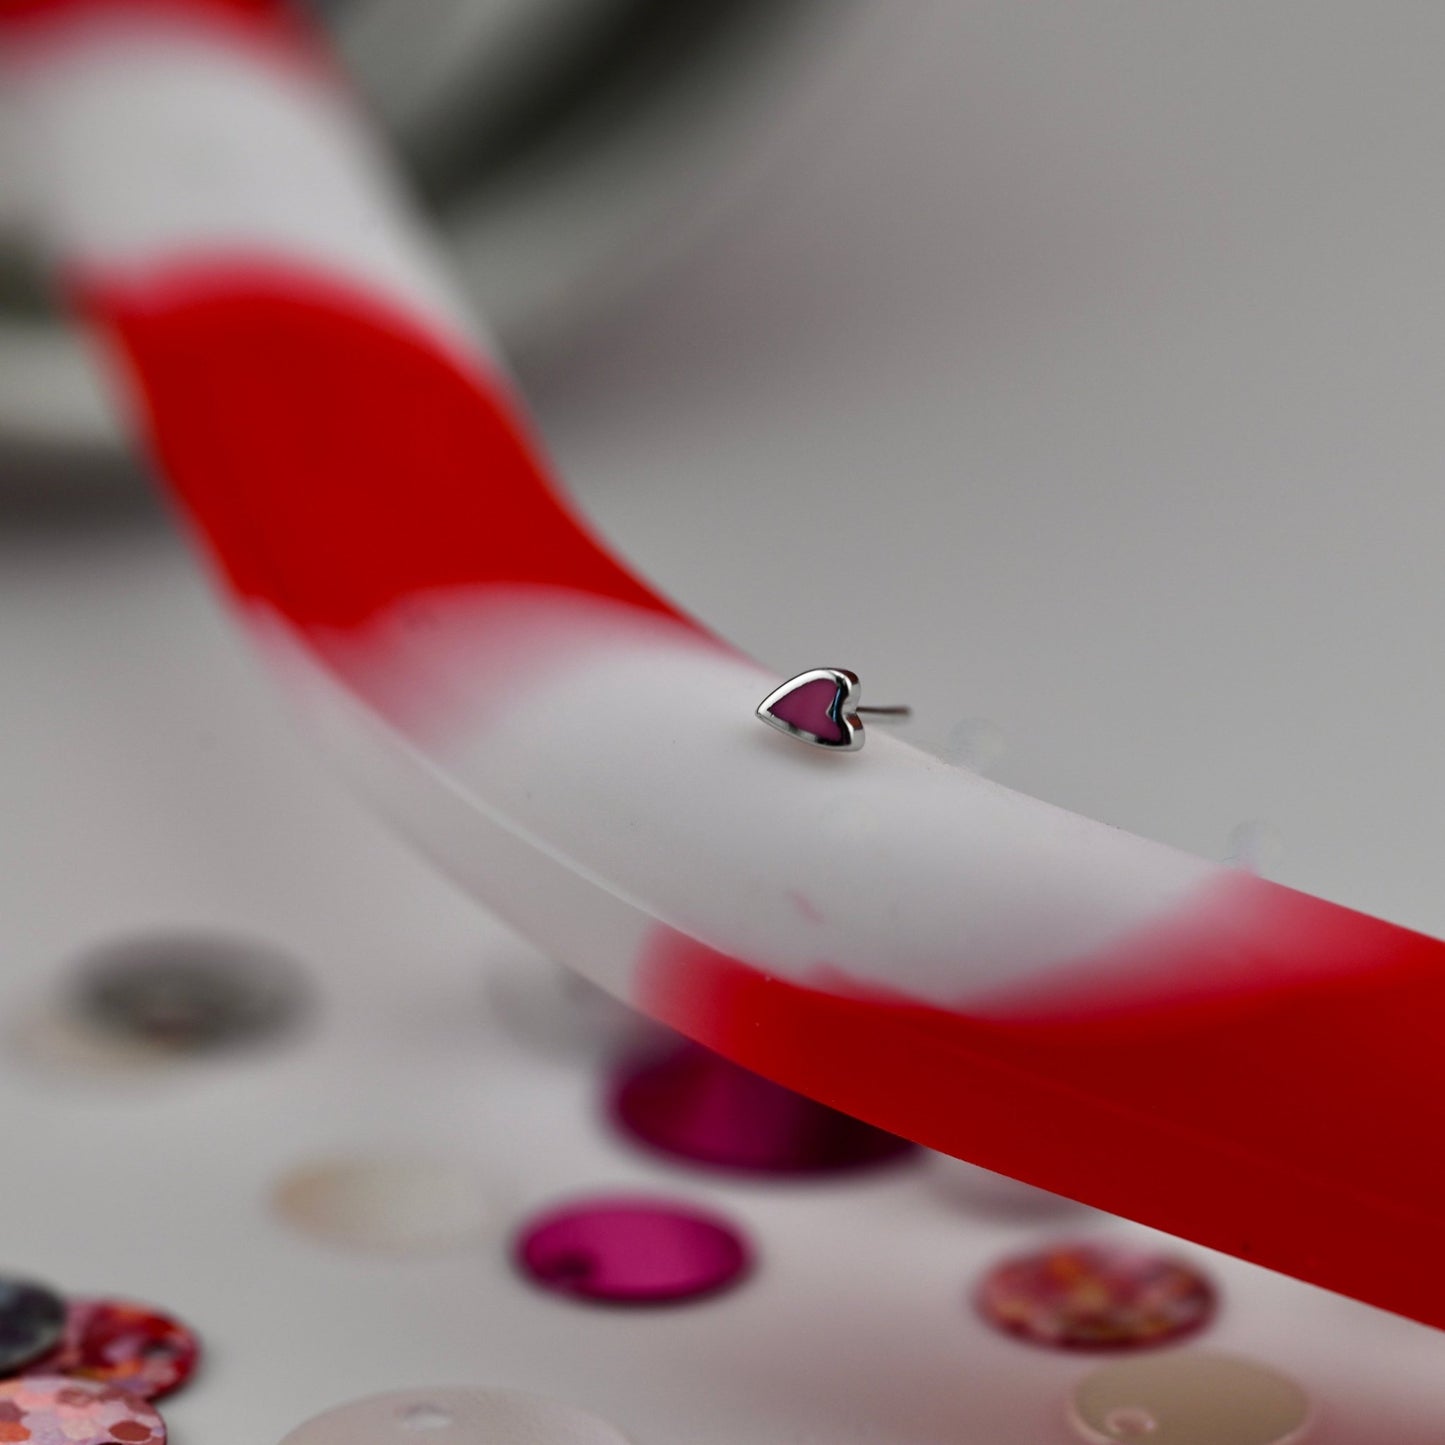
[976,1242,1216,1349]
[26,1300,199,1401]
[0,1282,66,1375]
[609,1038,914,1175]
[1068,1352,1312,1444]
[515,1196,751,1305]
[0,1376,166,1445]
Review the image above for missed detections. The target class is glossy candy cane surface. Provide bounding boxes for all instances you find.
[6,0,1445,1329]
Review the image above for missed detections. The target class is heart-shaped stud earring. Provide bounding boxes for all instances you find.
[755,669,910,752]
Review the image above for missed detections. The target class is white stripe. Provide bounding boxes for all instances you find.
[5,18,487,358]
[313,586,1223,1005]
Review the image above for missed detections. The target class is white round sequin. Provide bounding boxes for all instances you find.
[271,1156,490,1254]
[279,1388,630,1445]
[1069,1352,1313,1445]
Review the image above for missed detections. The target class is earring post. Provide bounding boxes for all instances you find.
[855,705,911,718]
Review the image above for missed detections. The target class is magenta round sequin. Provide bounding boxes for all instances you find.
[27,1299,199,1401]
[0,1376,165,1445]
[609,1038,914,1175]
[976,1242,1218,1350]
[515,1196,752,1305]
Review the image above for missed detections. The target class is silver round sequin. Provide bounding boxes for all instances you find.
[68,932,311,1054]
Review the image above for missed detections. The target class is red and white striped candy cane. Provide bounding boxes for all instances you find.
[5,0,1445,1329]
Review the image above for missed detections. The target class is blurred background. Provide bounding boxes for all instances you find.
[7,5,1445,1441]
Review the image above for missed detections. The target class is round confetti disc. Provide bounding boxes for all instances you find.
[272,1155,491,1254]
[976,1242,1216,1350]
[27,1299,199,1401]
[278,1387,630,1445]
[0,1376,166,1445]
[515,1196,752,1305]
[69,932,310,1054]
[609,1038,914,1175]
[0,1281,66,1374]
[1068,1352,1313,1445]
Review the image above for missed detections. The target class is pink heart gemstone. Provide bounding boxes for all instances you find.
[762,677,846,743]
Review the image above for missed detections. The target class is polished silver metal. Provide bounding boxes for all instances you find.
[755,668,910,752]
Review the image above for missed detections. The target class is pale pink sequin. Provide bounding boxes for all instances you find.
[0,1376,165,1445]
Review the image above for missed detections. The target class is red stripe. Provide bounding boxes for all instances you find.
[0,0,288,22]
[81,263,697,640]
[0,0,321,68]
[638,870,1445,1329]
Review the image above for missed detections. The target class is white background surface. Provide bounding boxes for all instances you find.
[5,2,1445,1440]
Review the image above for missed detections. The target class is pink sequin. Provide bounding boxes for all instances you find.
[0,1376,166,1445]
[976,1241,1217,1350]
[25,1300,199,1401]
[610,1038,915,1175]
[515,1197,751,1305]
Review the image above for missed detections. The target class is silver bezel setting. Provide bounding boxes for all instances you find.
[756,668,865,751]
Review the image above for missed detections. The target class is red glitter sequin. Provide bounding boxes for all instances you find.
[26,1300,199,1401]
[976,1242,1217,1350]
[515,1196,751,1305]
